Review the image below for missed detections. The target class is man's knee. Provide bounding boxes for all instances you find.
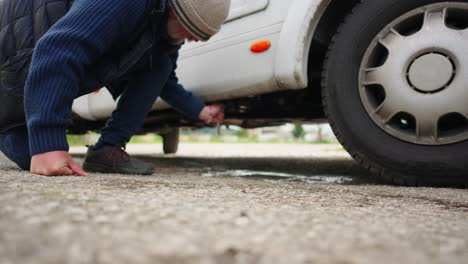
[0,139,31,171]
[14,156,31,171]
[0,127,31,171]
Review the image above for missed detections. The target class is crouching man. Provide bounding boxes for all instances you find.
[0,0,230,176]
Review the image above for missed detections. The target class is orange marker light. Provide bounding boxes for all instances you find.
[250,40,271,53]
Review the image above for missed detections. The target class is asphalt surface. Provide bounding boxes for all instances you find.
[1,143,467,264]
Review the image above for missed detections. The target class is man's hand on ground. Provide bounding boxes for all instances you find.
[30,151,88,177]
[199,104,225,124]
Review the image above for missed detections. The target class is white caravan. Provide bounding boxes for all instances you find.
[72,0,468,186]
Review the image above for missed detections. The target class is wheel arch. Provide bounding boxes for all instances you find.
[275,0,360,90]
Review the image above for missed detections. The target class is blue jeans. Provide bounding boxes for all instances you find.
[0,126,31,170]
[0,66,169,170]
[95,65,168,148]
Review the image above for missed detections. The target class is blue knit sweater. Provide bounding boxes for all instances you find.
[24,0,205,156]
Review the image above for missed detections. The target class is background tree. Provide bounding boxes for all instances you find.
[292,124,305,139]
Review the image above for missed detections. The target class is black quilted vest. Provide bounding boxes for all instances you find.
[0,0,165,133]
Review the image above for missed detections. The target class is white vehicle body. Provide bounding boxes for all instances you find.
[72,0,330,120]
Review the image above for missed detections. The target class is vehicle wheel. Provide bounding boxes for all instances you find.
[322,0,468,186]
[162,128,179,154]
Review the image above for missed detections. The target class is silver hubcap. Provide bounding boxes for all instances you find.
[359,3,468,145]
[408,53,454,93]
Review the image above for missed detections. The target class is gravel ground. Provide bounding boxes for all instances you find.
[0,143,467,264]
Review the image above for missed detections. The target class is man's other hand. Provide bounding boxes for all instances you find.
[199,104,225,124]
[30,151,88,177]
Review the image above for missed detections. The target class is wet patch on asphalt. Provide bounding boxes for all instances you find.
[202,169,355,185]
[72,155,379,185]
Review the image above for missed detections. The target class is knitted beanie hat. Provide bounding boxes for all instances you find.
[169,0,231,41]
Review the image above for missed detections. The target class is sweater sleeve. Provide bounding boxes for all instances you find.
[160,50,205,120]
[24,0,146,156]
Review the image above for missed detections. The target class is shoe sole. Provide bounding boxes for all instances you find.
[83,161,154,175]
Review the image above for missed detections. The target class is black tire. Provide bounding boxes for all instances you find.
[162,128,179,154]
[322,0,468,187]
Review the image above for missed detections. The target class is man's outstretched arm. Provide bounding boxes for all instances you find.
[160,50,224,123]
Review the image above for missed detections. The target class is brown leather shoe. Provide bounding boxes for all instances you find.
[83,144,154,175]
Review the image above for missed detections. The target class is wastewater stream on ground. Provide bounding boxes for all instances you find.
[202,169,354,184]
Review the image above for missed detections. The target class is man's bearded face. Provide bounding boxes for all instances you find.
[167,12,199,44]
